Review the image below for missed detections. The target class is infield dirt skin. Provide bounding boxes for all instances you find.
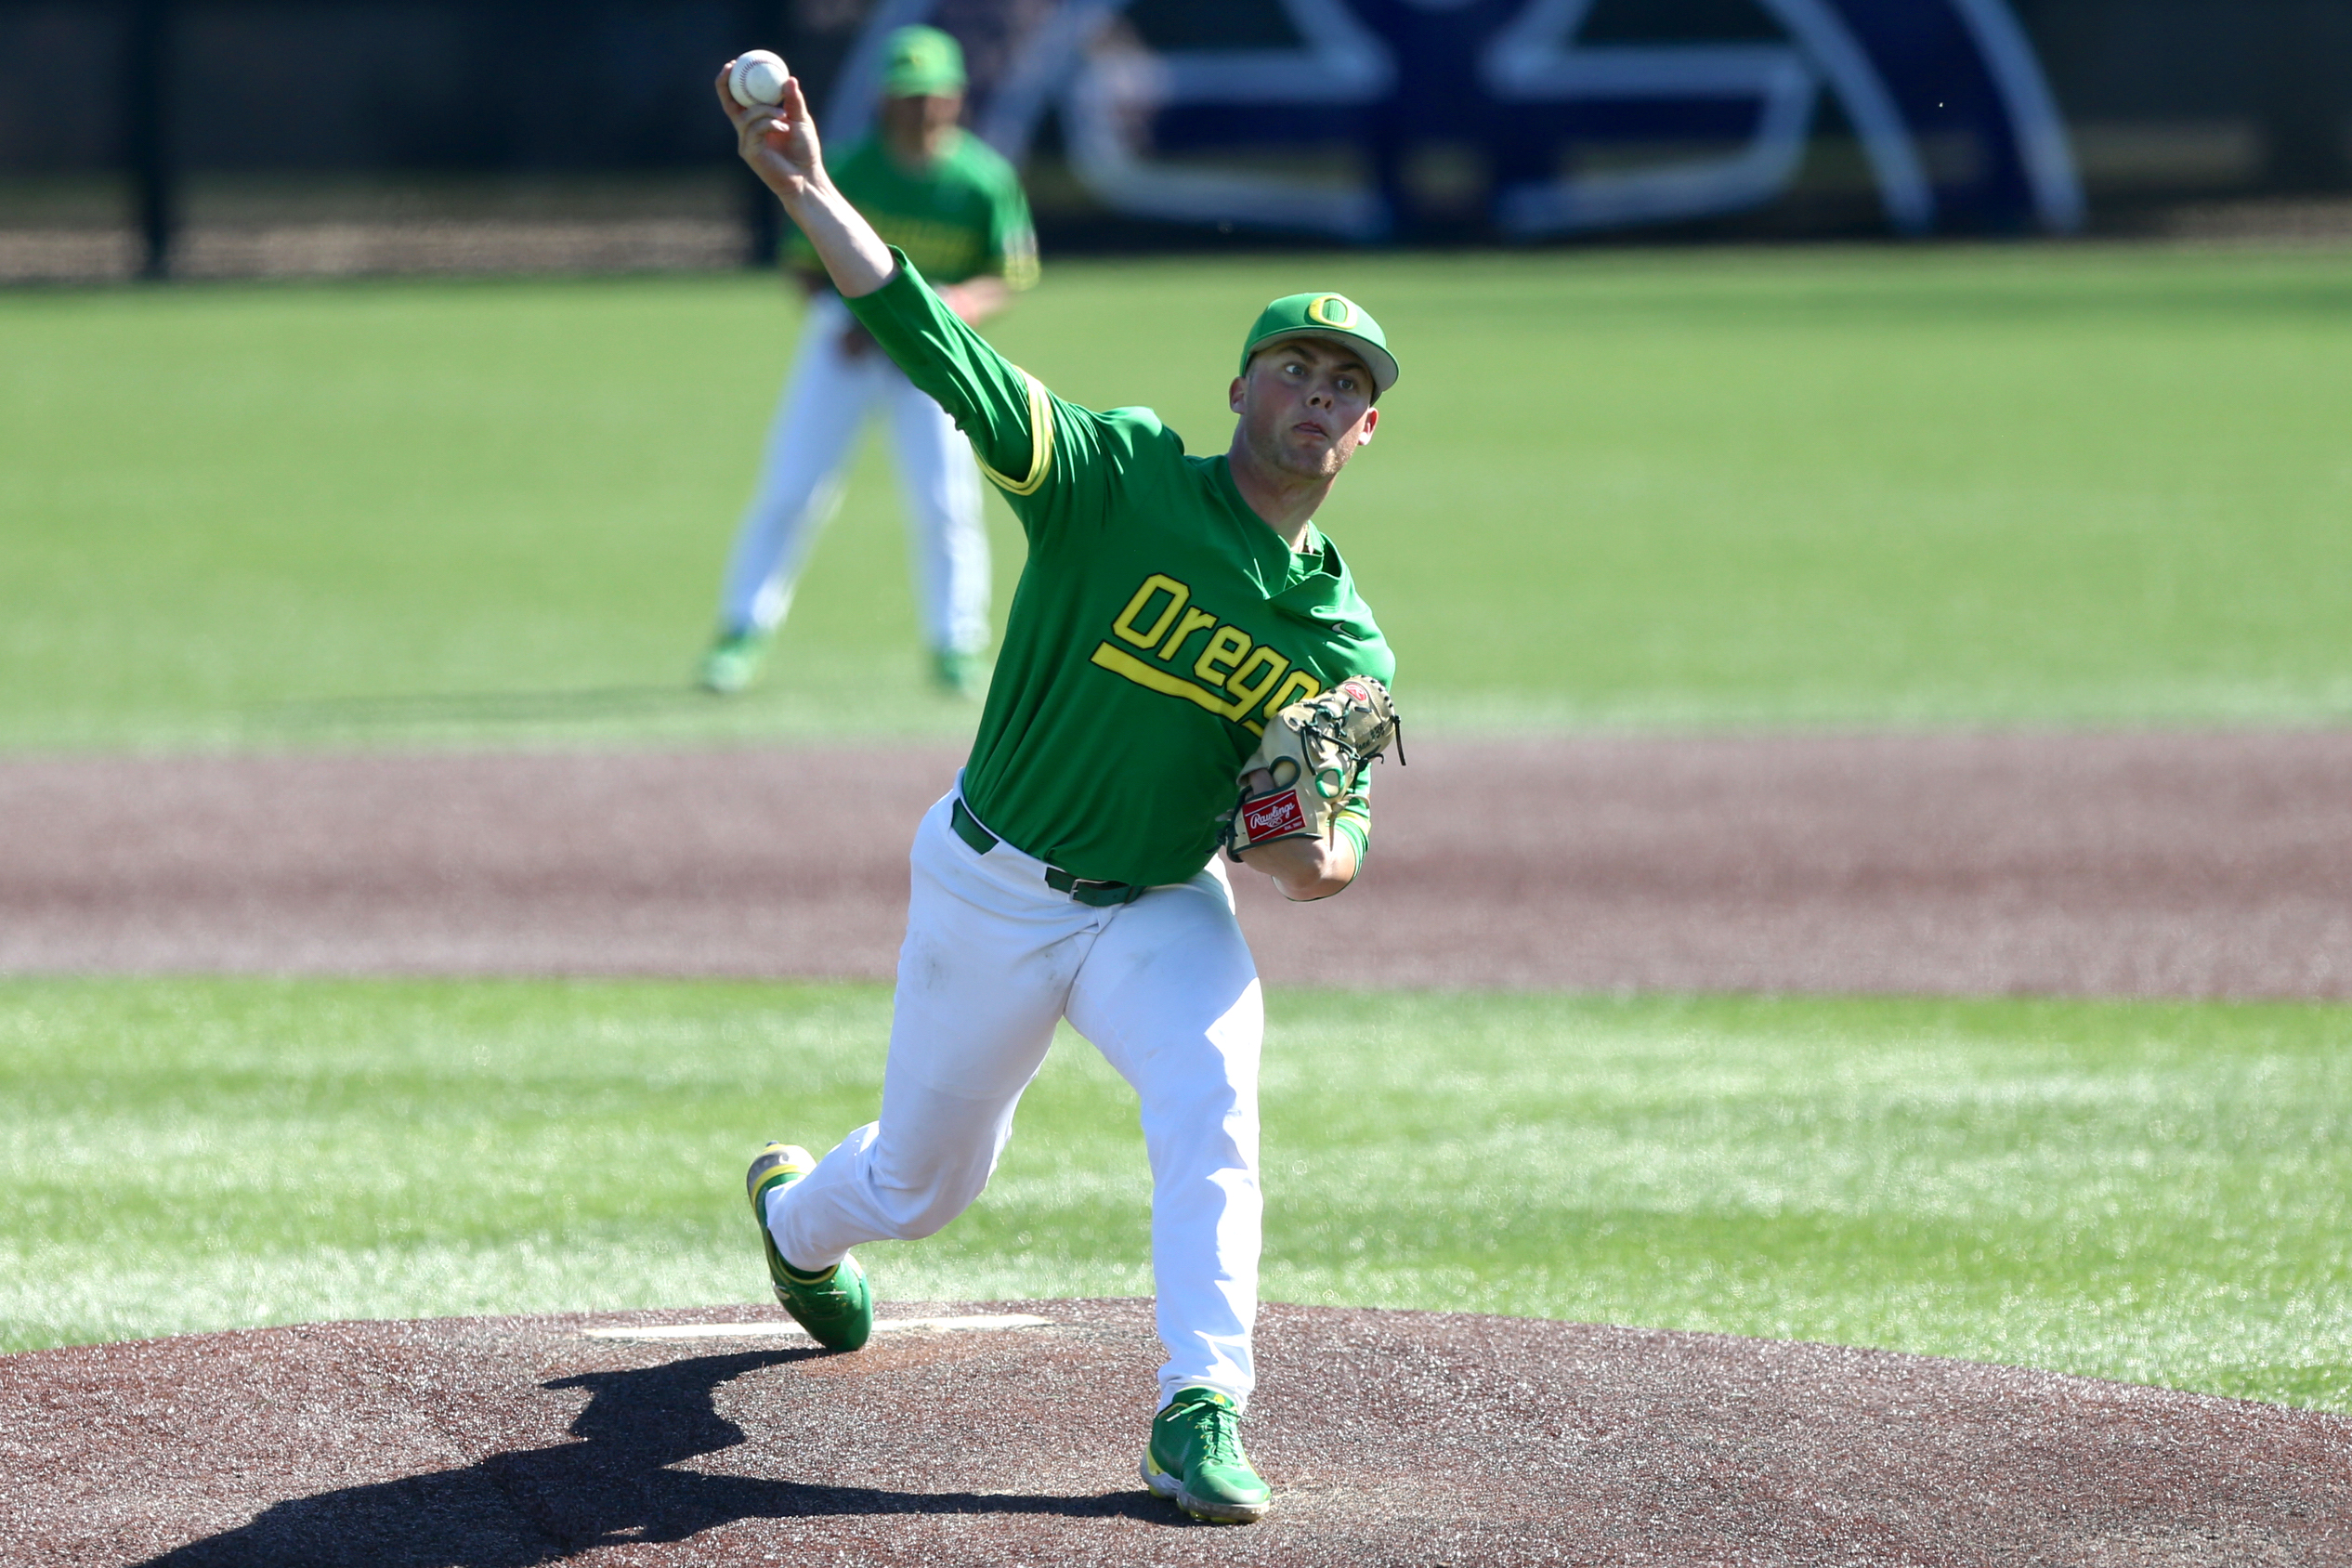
[5,1300,2346,1567]
[7,730,2352,997]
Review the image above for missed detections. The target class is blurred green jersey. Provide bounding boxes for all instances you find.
[787,129,1038,289]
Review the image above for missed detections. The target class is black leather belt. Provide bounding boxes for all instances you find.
[951,798,1143,908]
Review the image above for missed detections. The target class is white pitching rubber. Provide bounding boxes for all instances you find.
[729,50,790,109]
[582,1313,1053,1342]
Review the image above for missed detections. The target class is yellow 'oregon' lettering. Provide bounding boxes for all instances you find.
[868,216,986,279]
[1112,574,1190,649]
[1156,607,1220,662]
[1195,626,1252,686]
[1094,571,1316,734]
[1224,646,1291,711]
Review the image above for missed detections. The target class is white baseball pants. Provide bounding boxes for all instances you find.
[718,294,991,657]
[765,786,1266,1410]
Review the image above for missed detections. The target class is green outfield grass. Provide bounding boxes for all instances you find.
[6,976,2345,1413]
[4,245,2351,750]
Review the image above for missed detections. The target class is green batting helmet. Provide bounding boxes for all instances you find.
[1238,292,1397,397]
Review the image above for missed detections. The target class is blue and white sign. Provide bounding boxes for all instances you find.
[833,0,2082,239]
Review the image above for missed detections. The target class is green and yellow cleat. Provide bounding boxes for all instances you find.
[931,647,987,699]
[745,1142,873,1352]
[1142,1386,1271,1524]
[699,629,767,695]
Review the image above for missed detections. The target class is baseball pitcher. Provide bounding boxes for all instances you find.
[719,58,1401,1526]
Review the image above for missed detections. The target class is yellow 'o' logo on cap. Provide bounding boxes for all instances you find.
[1307,294,1358,328]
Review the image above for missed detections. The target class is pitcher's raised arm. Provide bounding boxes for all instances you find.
[714,63,894,298]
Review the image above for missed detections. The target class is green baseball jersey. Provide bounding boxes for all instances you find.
[846,253,1396,889]
[787,130,1038,289]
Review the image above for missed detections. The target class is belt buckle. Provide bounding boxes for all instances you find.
[1046,866,1135,906]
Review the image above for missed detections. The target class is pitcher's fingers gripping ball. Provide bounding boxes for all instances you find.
[1226,676,1400,856]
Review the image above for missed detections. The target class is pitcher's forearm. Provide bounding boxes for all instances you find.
[1239,832,1359,902]
[775,181,897,299]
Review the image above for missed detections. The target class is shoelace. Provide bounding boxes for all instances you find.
[1190,1405,1245,1469]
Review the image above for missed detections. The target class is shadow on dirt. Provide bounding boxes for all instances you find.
[139,1347,1167,1565]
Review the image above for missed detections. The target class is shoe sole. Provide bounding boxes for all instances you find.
[747,1143,814,1220]
[746,1142,811,1304]
[1140,1454,1269,1524]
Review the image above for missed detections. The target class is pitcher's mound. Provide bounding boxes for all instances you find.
[7,1300,2346,1566]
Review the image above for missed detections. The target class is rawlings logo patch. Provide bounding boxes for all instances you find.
[1242,790,1308,844]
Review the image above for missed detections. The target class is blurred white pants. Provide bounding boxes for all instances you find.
[766,786,1265,1410]
[718,294,990,657]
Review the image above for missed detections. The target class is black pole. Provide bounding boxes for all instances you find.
[126,0,176,280]
[2259,1,2352,193]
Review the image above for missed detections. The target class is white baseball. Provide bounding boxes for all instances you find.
[729,50,791,109]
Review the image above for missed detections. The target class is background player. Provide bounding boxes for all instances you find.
[717,59,1402,1527]
[700,25,1039,699]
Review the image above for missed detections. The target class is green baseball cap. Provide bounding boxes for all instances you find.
[881,25,966,98]
[1239,292,1397,398]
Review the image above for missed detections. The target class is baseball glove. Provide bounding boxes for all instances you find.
[1224,674,1401,856]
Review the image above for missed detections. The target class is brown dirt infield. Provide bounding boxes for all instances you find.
[9,735,2352,1562]
[7,1300,2347,1567]
[7,731,2352,996]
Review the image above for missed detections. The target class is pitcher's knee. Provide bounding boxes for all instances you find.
[867,1159,991,1239]
[882,1196,965,1240]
